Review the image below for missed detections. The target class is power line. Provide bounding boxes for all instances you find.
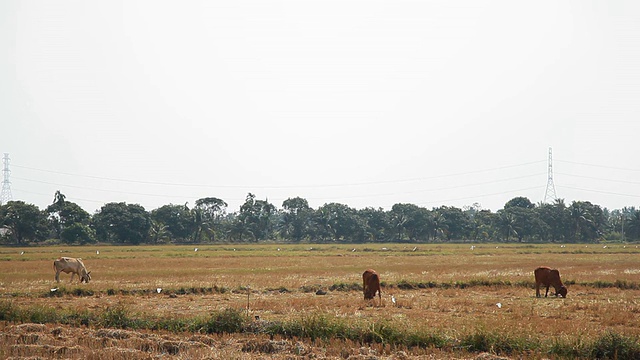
[556,159,640,172]
[13,172,546,201]
[558,185,640,199]
[11,160,547,189]
[556,172,640,185]
[409,186,546,208]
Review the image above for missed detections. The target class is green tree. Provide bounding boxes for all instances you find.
[389,203,430,242]
[193,197,228,242]
[568,201,606,242]
[498,197,544,242]
[469,209,497,241]
[149,219,169,243]
[45,191,94,244]
[60,223,96,245]
[535,199,569,242]
[280,197,313,242]
[357,207,390,242]
[504,196,535,209]
[434,206,471,241]
[622,207,639,241]
[93,202,151,244]
[235,193,276,241]
[0,201,48,244]
[150,204,195,242]
[315,203,363,242]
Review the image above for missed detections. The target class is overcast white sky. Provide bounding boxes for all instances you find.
[1,1,639,214]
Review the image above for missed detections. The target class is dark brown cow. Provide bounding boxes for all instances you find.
[362,269,382,304]
[54,257,91,283]
[534,266,567,298]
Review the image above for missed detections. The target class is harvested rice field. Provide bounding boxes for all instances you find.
[1,243,639,359]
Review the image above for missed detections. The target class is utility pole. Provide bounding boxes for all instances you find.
[543,148,558,204]
[0,153,12,205]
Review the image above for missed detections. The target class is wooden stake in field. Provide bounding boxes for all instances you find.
[246,285,250,317]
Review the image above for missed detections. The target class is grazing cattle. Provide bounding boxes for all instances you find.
[534,266,567,298]
[54,257,91,283]
[362,269,382,304]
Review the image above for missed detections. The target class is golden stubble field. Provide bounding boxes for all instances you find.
[1,243,639,359]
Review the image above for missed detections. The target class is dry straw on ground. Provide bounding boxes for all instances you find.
[1,243,639,359]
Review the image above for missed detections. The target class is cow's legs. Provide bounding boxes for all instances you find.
[55,271,61,283]
[70,273,76,282]
[535,283,540,297]
[544,285,550,297]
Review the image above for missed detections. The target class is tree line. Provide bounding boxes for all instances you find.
[0,191,639,245]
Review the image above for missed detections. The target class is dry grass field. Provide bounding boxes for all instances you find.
[1,243,639,359]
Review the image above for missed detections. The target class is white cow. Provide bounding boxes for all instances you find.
[53,257,91,283]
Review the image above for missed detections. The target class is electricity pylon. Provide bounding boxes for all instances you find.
[543,148,558,203]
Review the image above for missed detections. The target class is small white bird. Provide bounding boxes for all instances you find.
[470,246,475,250]
[50,288,58,292]
[603,245,607,249]
[96,250,100,255]
[156,288,162,294]
[391,295,397,305]
[496,302,502,309]
[352,248,356,252]
[277,248,281,251]
[194,248,198,252]
[412,247,417,252]
[20,251,24,255]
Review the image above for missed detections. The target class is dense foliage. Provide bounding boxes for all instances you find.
[0,192,638,245]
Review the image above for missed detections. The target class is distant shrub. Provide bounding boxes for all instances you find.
[589,331,640,360]
[329,282,361,292]
[195,308,247,334]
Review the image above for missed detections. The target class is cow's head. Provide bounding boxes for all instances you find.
[81,271,92,283]
[557,286,567,298]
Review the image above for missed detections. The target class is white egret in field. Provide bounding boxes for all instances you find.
[391,295,397,305]
[496,303,502,309]
[50,288,58,292]
[20,251,24,255]
[96,250,100,255]
[157,288,162,293]
[194,248,198,252]
[412,247,417,252]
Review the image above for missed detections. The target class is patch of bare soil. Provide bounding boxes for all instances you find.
[0,322,512,360]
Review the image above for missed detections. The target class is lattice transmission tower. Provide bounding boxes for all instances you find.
[543,147,558,203]
[1,153,13,205]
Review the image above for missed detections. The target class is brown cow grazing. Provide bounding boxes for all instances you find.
[534,266,567,298]
[54,257,91,283]
[362,269,382,305]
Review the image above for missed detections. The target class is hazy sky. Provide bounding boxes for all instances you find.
[2,1,639,214]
